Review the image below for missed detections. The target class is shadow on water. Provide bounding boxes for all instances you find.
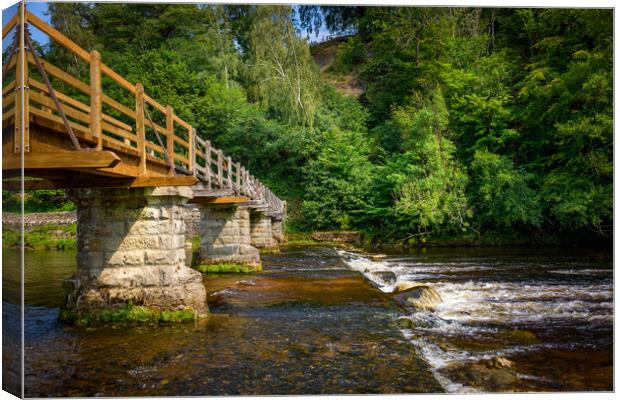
[10,245,613,396]
[15,246,442,397]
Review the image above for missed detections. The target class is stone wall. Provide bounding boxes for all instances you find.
[250,212,278,249]
[3,211,77,231]
[68,187,207,315]
[184,204,202,239]
[197,205,260,268]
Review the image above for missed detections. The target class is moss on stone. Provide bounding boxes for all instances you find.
[59,302,197,326]
[259,247,280,254]
[191,236,201,252]
[194,263,262,273]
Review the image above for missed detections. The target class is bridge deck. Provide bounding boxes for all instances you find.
[2,4,285,216]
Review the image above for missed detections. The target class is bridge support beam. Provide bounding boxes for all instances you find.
[66,186,208,317]
[271,217,285,243]
[196,205,261,272]
[250,211,278,251]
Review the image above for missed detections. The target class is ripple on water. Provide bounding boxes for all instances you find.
[338,248,613,393]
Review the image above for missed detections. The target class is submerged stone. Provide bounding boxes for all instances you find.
[369,270,397,285]
[195,263,262,274]
[396,317,414,329]
[393,285,443,311]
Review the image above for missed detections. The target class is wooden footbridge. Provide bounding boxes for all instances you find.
[2,4,285,217]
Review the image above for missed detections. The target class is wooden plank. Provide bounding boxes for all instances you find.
[143,94,166,114]
[26,11,90,62]
[192,188,235,198]
[172,114,192,130]
[102,93,136,119]
[131,175,198,187]
[29,90,91,126]
[3,92,15,108]
[227,156,233,189]
[29,108,91,140]
[90,50,102,149]
[145,140,165,154]
[29,78,89,113]
[15,6,29,152]
[2,12,17,38]
[100,63,135,94]
[196,196,251,204]
[166,105,174,174]
[3,80,15,96]
[135,83,146,176]
[101,122,136,146]
[190,128,195,174]
[3,108,15,121]
[101,112,132,132]
[27,53,90,94]
[205,139,212,190]
[217,149,223,187]
[2,150,120,170]
[174,153,189,164]
[174,135,189,149]
[144,114,167,136]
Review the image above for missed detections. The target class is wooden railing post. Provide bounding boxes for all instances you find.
[135,83,146,176]
[89,49,102,149]
[14,1,28,153]
[227,156,233,189]
[217,149,223,187]
[166,105,174,175]
[235,161,241,194]
[205,140,212,190]
[189,127,195,174]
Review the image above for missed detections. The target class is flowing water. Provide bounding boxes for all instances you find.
[338,246,613,392]
[2,245,613,396]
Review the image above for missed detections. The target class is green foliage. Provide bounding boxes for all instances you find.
[301,129,374,230]
[2,223,77,251]
[469,150,541,228]
[43,5,612,245]
[330,36,366,73]
[2,190,75,213]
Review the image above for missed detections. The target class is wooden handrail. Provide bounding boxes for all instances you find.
[3,5,286,215]
[2,13,17,38]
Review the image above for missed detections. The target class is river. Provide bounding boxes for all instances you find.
[2,245,613,395]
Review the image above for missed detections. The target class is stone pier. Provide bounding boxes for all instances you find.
[196,205,261,271]
[271,217,285,243]
[67,187,207,316]
[250,211,278,251]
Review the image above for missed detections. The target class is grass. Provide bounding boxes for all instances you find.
[194,263,262,273]
[2,223,77,250]
[59,302,197,326]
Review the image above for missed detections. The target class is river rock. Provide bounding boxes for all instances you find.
[311,231,361,244]
[442,358,521,392]
[394,285,442,311]
[369,270,397,285]
[370,254,387,261]
[396,317,414,329]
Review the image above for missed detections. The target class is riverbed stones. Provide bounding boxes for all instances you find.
[67,187,208,316]
[196,205,261,270]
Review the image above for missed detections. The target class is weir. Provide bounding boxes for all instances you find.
[2,4,286,318]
